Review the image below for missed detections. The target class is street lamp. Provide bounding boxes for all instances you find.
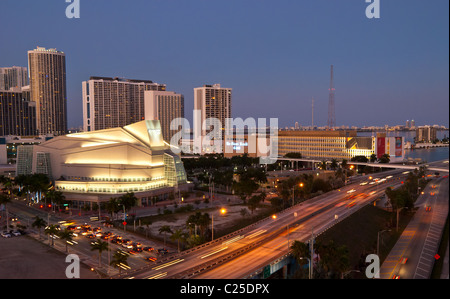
[292,183,304,206]
[377,229,391,256]
[299,257,312,279]
[212,208,227,241]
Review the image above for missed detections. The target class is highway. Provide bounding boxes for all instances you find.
[122,168,410,279]
[380,176,449,279]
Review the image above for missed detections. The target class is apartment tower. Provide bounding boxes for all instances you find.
[28,47,67,136]
[82,77,167,132]
[194,84,232,138]
[144,90,184,143]
[0,66,28,91]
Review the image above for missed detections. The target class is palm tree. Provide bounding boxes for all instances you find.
[159,225,173,247]
[90,239,109,268]
[119,192,138,213]
[170,229,186,253]
[59,229,74,252]
[290,240,311,279]
[44,224,60,246]
[32,216,47,239]
[45,189,66,213]
[106,197,121,220]
[291,241,310,265]
[0,193,12,230]
[110,250,129,274]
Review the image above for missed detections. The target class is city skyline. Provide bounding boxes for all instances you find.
[0,0,448,130]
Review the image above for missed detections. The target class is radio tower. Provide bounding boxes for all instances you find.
[327,65,336,130]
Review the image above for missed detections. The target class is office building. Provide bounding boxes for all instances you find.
[28,47,67,136]
[144,90,184,143]
[0,66,28,90]
[17,120,189,207]
[277,130,405,163]
[82,77,166,132]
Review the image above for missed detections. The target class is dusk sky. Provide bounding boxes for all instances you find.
[0,0,448,129]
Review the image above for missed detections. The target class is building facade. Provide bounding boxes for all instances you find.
[28,47,67,136]
[144,90,184,143]
[277,130,405,163]
[82,77,167,132]
[0,66,28,91]
[0,90,37,137]
[17,120,189,205]
[415,126,437,143]
[194,84,232,137]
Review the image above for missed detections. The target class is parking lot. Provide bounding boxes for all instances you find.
[0,234,97,279]
[62,221,174,274]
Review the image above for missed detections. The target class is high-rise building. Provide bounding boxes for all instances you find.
[144,90,184,143]
[28,47,67,136]
[416,126,437,143]
[0,90,37,136]
[82,77,166,132]
[406,120,410,129]
[194,84,232,137]
[0,66,28,90]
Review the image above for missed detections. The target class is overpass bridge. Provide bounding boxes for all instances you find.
[276,158,449,173]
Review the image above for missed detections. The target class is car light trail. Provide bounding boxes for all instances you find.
[222,235,244,246]
[200,247,229,259]
[246,229,267,239]
[152,259,184,270]
[145,272,168,279]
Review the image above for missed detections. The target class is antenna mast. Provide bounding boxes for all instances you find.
[328,65,336,130]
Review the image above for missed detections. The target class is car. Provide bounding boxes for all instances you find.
[400,257,408,264]
[11,231,21,237]
[111,237,123,244]
[1,231,12,238]
[129,247,142,254]
[143,247,154,252]
[156,248,169,255]
[426,206,432,212]
[145,257,157,262]
[392,275,400,279]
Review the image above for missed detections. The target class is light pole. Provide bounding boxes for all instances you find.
[377,229,391,256]
[292,183,304,207]
[212,208,226,241]
[299,257,311,279]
